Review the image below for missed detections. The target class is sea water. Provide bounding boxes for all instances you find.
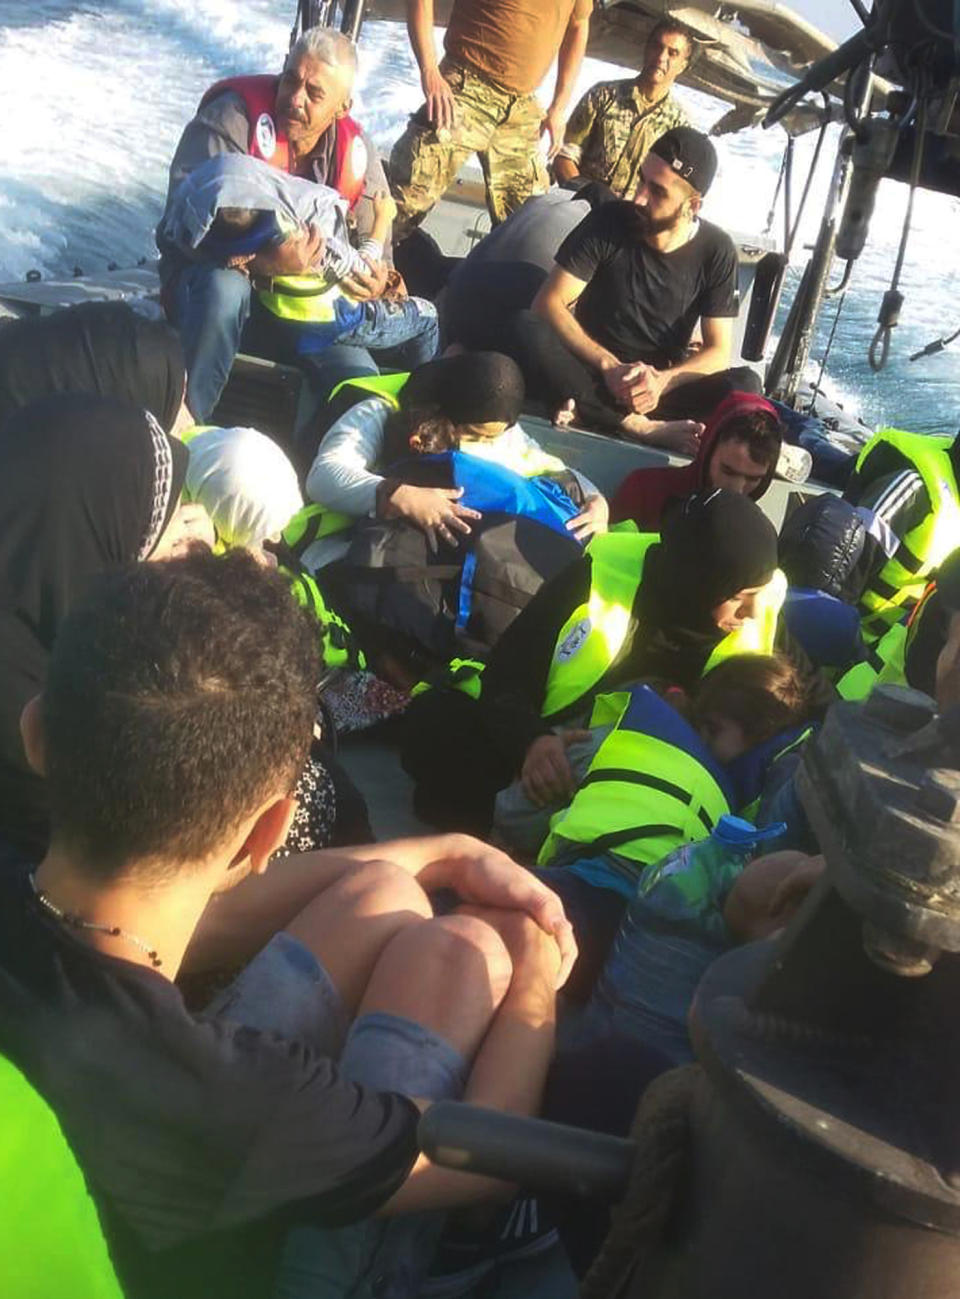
[1,0,958,433]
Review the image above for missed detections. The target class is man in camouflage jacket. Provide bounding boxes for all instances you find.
[555,20,692,199]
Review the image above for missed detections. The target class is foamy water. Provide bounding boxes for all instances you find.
[1,0,958,430]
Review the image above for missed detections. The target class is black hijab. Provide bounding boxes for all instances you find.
[0,394,189,857]
[401,352,525,426]
[0,302,187,433]
[635,488,779,685]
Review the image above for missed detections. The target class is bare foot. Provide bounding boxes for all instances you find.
[553,399,576,428]
[620,415,704,455]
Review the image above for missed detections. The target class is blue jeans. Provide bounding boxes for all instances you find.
[167,262,384,422]
[339,297,438,369]
[169,263,252,422]
[207,932,468,1299]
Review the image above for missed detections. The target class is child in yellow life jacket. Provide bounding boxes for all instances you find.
[504,653,818,1001]
[162,154,438,366]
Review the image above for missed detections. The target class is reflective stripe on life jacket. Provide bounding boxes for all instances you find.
[198,75,367,206]
[538,684,733,871]
[855,429,960,643]
[835,621,908,700]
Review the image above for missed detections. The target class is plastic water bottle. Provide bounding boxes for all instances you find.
[590,815,786,1064]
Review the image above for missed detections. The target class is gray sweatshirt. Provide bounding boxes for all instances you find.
[160,154,381,282]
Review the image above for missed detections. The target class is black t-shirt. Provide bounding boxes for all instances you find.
[555,202,739,368]
[0,865,419,1299]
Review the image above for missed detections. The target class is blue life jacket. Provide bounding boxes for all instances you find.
[782,587,865,669]
[417,452,582,538]
[727,722,815,817]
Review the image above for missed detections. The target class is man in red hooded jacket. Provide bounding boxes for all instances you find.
[611,390,783,530]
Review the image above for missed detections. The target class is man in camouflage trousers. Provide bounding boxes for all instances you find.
[554,20,692,198]
[390,0,592,237]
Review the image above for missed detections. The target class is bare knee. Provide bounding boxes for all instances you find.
[456,905,563,988]
[395,913,514,1007]
[334,858,433,922]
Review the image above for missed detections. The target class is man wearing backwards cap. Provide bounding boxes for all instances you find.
[506,126,762,452]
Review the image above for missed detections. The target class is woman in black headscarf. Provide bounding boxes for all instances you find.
[0,302,190,434]
[0,394,208,857]
[402,489,785,834]
[633,488,781,684]
[0,394,369,862]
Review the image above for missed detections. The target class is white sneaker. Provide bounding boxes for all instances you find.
[777,443,813,483]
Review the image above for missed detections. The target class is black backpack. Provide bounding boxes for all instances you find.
[323,511,582,667]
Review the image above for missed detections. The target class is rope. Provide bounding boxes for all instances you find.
[764,142,790,238]
[868,94,928,372]
[580,1065,697,1299]
[809,292,847,414]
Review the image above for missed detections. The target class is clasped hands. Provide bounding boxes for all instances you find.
[602,359,667,416]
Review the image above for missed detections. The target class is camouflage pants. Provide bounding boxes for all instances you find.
[389,58,549,237]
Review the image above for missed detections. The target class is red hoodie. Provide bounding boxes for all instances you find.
[611,390,779,530]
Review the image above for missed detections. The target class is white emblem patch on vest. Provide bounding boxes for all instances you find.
[349,133,368,180]
[255,112,277,159]
[556,618,591,662]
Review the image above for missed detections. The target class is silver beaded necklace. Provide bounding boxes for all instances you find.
[30,874,163,969]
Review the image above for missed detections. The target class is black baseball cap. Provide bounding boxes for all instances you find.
[650,127,718,196]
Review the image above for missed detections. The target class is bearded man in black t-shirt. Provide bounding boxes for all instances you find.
[504,127,762,452]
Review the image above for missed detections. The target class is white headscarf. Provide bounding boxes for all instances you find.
[185,426,302,550]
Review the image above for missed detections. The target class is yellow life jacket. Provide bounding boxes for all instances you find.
[283,566,365,672]
[538,686,732,871]
[835,621,908,700]
[541,533,786,720]
[290,374,413,546]
[702,569,788,674]
[411,658,486,701]
[257,273,353,325]
[0,1055,124,1298]
[542,531,657,718]
[855,429,960,643]
[327,371,410,408]
[283,501,354,553]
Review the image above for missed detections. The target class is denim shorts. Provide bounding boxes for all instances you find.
[206,930,467,1100]
[207,931,469,1299]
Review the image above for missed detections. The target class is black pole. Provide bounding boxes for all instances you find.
[418,1102,636,1201]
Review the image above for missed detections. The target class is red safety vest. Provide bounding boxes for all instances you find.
[198,74,367,208]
